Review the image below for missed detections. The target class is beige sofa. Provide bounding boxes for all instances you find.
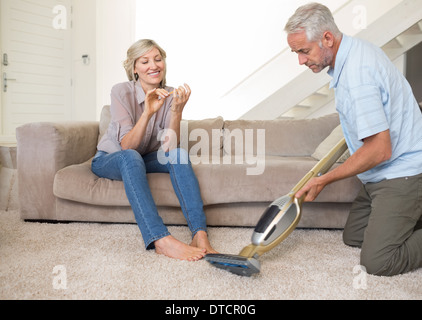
[16,106,361,229]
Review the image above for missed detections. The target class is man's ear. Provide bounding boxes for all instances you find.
[322,31,335,48]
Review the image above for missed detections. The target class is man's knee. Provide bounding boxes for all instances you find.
[342,228,362,248]
[360,246,401,277]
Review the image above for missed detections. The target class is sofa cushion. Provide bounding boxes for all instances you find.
[53,159,178,207]
[223,113,340,157]
[191,156,361,204]
[312,125,350,162]
[53,155,361,208]
[98,106,112,144]
[181,117,224,156]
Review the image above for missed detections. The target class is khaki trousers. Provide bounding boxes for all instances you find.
[343,173,422,276]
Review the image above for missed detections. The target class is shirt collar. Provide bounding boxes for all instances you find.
[135,81,146,104]
[328,34,352,89]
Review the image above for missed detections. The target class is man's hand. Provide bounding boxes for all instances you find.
[295,176,327,202]
[295,130,392,202]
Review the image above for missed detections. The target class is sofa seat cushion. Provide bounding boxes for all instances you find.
[53,155,361,208]
[53,159,176,207]
[192,155,361,204]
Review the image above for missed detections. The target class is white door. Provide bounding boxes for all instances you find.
[0,0,72,142]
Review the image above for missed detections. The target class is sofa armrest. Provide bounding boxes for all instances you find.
[16,121,99,220]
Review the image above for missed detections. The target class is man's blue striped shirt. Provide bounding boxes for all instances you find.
[328,34,422,184]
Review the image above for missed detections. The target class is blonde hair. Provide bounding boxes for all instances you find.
[123,39,167,88]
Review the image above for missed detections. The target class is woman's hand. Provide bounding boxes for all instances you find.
[161,84,191,152]
[171,84,191,114]
[144,88,170,117]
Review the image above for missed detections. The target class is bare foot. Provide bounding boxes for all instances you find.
[155,235,206,261]
[191,231,218,254]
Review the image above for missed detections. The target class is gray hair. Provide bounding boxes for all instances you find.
[123,39,167,88]
[284,2,342,43]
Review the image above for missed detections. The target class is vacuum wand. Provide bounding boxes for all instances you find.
[205,138,348,276]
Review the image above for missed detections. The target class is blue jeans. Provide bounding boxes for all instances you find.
[91,148,207,249]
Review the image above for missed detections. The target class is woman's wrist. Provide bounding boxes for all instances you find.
[170,109,183,119]
[170,105,183,115]
[141,109,154,120]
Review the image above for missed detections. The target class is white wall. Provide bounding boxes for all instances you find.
[71,0,135,121]
[72,0,97,121]
[95,0,136,119]
[134,0,348,120]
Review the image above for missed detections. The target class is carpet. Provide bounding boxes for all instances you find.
[0,210,421,300]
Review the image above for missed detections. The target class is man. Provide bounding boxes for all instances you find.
[285,2,422,276]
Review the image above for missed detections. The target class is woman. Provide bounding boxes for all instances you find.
[92,39,217,261]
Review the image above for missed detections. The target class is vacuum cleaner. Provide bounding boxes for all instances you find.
[205,137,348,276]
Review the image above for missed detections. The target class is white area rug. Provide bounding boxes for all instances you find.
[1,210,421,300]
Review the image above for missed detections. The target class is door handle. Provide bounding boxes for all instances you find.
[2,53,9,66]
[3,72,16,92]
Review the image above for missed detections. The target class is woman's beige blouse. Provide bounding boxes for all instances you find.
[97,81,174,155]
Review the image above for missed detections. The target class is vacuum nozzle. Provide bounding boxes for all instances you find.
[204,253,260,277]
